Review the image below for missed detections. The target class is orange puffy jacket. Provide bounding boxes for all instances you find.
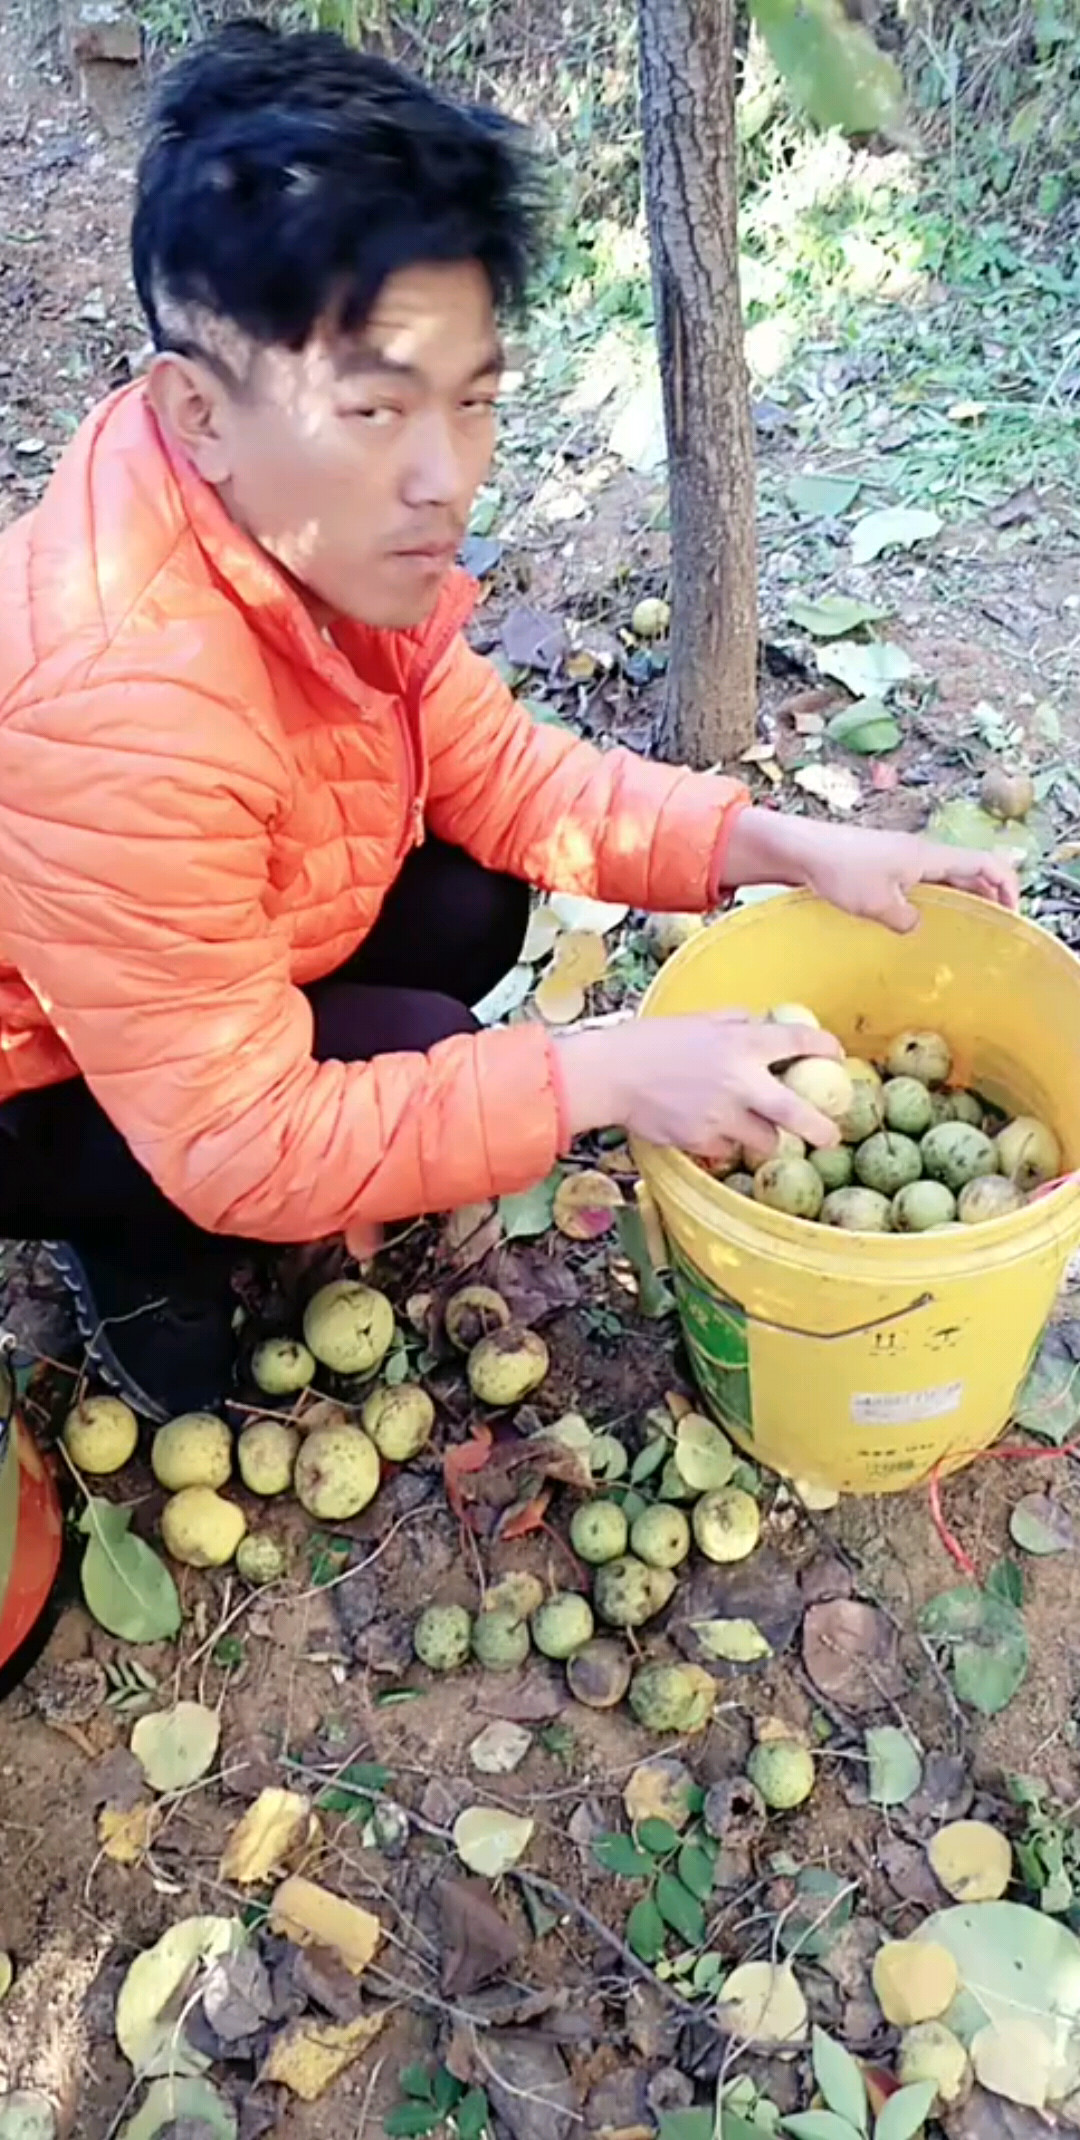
[0,385,747,1240]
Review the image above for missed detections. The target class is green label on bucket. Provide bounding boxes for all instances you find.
[669,1243,754,1441]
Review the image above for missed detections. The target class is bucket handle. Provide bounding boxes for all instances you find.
[743,1292,934,1344]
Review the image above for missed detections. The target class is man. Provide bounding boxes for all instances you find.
[0,23,1016,1421]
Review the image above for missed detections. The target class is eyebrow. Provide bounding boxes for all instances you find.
[336,339,506,385]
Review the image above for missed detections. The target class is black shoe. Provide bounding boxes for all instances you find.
[43,1241,237,1422]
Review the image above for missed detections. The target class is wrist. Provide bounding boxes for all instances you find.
[551,1028,629,1143]
[719,806,820,890]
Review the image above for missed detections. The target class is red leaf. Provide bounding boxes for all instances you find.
[497,1489,552,1541]
[443,1426,494,1516]
[870,761,899,792]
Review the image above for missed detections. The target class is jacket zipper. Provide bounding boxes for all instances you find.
[400,573,478,855]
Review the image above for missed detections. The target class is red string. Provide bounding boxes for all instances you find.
[928,1434,1080,1579]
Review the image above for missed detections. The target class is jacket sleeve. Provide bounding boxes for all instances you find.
[420,633,749,910]
[0,680,564,1239]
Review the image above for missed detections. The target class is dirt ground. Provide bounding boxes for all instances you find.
[3,6,1080,2139]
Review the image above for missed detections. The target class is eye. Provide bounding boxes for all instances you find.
[460,394,499,416]
[349,404,400,427]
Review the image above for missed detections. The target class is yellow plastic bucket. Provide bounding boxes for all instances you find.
[632,887,1080,1494]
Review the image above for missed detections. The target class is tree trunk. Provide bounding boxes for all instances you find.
[639,0,759,768]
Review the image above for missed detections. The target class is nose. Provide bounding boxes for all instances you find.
[400,409,460,510]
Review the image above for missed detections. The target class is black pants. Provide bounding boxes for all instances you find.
[0,838,529,1262]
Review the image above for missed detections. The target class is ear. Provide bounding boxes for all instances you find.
[146,351,236,485]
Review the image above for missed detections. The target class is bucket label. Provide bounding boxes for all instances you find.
[668,1244,754,1441]
[850,1381,964,1427]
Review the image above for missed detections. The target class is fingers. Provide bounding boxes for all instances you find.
[879,884,920,935]
[749,1020,845,1066]
[747,1070,840,1149]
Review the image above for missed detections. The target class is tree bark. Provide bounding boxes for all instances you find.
[638,0,759,768]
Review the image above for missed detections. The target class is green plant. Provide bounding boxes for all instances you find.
[104,1657,159,1715]
[592,1816,719,1977]
[783,2029,935,2140]
[386,2063,491,2140]
[1009,1774,1080,1917]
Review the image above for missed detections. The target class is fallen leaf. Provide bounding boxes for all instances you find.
[219,1789,312,1885]
[453,1806,535,1878]
[0,2097,56,2140]
[262,2010,385,2101]
[438,1877,522,1995]
[920,1587,1029,1715]
[866,1726,923,1808]
[672,1555,802,1676]
[873,1940,959,2026]
[116,1916,245,2077]
[787,473,861,518]
[971,2021,1054,2110]
[474,964,534,1026]
[623,1758,696,1830]
[691,1619,772,1664]
[553,1170,623,1240]
[802,1600,904,1712]
[521,906,563,963]
[269,1878,382,1975]
[1009,1494,1076,1557]
[534,973,586,1025]
[826,699,902,754]
[719,1961,807,2045]
[788,594,887,637]
[99,1802,160,1866]
[131,1703,221,1794]
[120,2076,237,2140]
[80,1499,182,1645]
[477,1667,566,1723]
[816,640,915,697]
[1012,1331,1080,1444]
[548,894,629,935]
[793,764,862,815]
[202,1948,275,2044]
[776,1869,855,1960]
[468,1721,532,1775]
[443,1426,495,1517]
[851,505,943,565]
[792,1478,840,1512]
[497,1172,562,1240]
[929,1822,1012,1904]
[550,930,608,989]
[482,2030,580,2140]
[928,798,1042,863]
[918,1901,1080,2100]
[501,606,567,671]
[674,1414,735,1492]
[879,1838,946,1912]
[945,2087,1050,2140]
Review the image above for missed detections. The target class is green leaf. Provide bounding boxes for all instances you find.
[873,2084,936,2140]
[865,1726,923,1809]
[788,595,886,638]
[1010,1493,1077,1556]
[1013,1334,1080,1444]
[639,1818,682,1857]
[928,797,1043,863]
[693,1952,726,1994]
[750,0,903,133]
[615,1205,676,1319]
[921,1585,1029,1714]
[592,1833,654,1879]
[778,1868,855,1960]
[678,1843,716,1901]
[812,2025,868,2132]
[786,472,861,518]
[691,1617,773,1664]
[919,1899,1080,2091]
[655,1871,707,1946]
[816,641,914,697]
[399,2066,436,2102]
[384,1347,411,1386]
[986,1559,1024,1606]
[626,1895,667,1963]
[309,1532,351,1586]
[783,2117,862,2140]
[316,1759,390,1819]
[433,2067,462,2117]
[826,700,902,755]
[120,2076,237,2140]
[630,1438,670,1485]
[850,506,943,566]
[498,1169,561,1239]
[658,2114,713,2140]
[80,1500,182,1644]
[454,2089,490,2140]
[384,2107,441,2138]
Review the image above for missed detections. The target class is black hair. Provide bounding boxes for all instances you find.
[132,19,547,354]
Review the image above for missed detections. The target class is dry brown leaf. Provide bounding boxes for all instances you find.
[438,1878,521,1996]
[262,2010,385,2101]
[98,1801,160,1866]
[802,1599,904,1711]
[219,1789,313,1886]
[269,1877,382,1976]
[553,1170,623,1240]
[534,973,586,1025]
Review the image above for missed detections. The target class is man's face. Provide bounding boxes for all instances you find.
[180,260,502,627]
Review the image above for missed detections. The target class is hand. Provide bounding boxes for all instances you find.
[721,808,1020,933]
[554,1012,844,1158]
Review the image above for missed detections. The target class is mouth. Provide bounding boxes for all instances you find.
[392,542,459,569]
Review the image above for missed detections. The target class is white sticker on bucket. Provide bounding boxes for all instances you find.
[851,1381,964,1427]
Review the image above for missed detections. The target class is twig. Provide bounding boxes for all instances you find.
[355,2053,386,2140]
[293,1506,430,1603]
[508,1869,729,2046]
